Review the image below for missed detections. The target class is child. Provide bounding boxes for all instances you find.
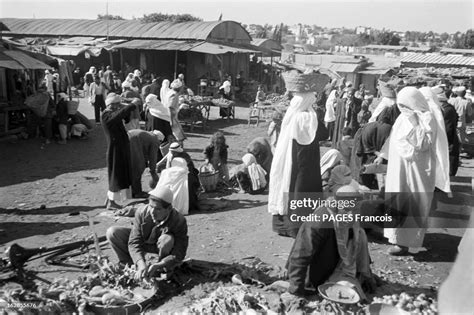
[267,110,283,153]
[336,127,354,166]
[255,85,266,105]
[204,131,230,185]
[357,102,372,128]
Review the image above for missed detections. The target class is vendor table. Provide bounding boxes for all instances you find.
[210,99,235,121]
[179,99,213,131]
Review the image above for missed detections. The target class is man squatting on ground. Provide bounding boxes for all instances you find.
[106,185,189,280]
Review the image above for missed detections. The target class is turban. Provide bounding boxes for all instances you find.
[169,142,183,153]
[105,93,121,106]
[380,85,396,98]
[170,79,183,89]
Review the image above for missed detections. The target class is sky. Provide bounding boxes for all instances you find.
[0,0,472,34]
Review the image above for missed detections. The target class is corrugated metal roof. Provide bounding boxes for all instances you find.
[190,42,258,54]
[364,45,406,50]
[328,63,360,73]
[401,53,474,67]
[0,18,251,42]
[113,40,204,51]
[440,48,474,55]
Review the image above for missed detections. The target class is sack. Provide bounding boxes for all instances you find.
[25,92,50,117]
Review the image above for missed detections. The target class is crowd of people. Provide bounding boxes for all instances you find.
[35,61,471,306]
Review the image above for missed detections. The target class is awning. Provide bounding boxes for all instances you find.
[358,69,392,75]
[46,45,104,57]
[3,50,51,69]
[189,42,258,54]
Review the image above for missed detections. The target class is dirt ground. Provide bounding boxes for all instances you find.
[0,98,473,312]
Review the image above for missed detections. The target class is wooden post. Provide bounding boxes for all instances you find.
[174,50,178,79]
[270,52,273,92]
[109,50,113,70]
[119,49,123,72]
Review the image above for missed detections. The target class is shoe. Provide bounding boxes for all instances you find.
[388,245,409,256]
[58,140,67,145]
[105,199,123,210]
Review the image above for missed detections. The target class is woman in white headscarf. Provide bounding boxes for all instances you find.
[377,87,448,255]
[320,149,345,192]
[160,79,171,104]
[269,91,328,237]
[144,93,172,142]
[235,153,268,194]
[157,157,189,215]
[218,80,233,118]
[369,84,397,123]
[419,86,451,192]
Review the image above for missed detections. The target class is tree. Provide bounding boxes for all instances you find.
[140,13,202,23]
[97,14,124,20]
[440,32,450,42]
[464,29,474,49]
[375,31,401,45]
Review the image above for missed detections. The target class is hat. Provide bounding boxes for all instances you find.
[105,93,121,106]
[152,130,165,141]
[454,86,466,95]
[170,79,183,89]
[169,142,183,153]
[148,185,173,204]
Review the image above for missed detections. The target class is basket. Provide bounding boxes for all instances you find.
[282,70,330,93]
[160,142,170,157]
[199,163,219,192]
[25,92,50,117]
[67,100,79,115]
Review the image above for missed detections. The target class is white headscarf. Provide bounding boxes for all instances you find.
[160,79,171,104]
[242,153,267,191]
[393,87,435,162]
[419,87,451,192]
[324,89,337,122]
[170,79,182,90]
[157,157,189,215]
[145,93,170,122]
[268,92,318,215]
[369,97,397,122]
[220,81,231,93]
[320,149,344,175]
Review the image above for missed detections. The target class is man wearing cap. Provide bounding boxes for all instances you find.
[102,93,137,210]
[128,129,165,198]
[106,185,189,280]
[433,86,460,175]
[449,86,472,147]
[285,185,374,299]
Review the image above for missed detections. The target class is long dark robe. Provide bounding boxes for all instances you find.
[347,97,362,137]
[145,112,173,142]
[102,103,137,193]
[441,101,460,176]
[350,107,397,188]
[331,98,345,148]
[128,130,160,195]
[272,120,329,238]
[286,207,339,295]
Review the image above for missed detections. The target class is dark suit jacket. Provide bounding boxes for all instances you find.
[128,204,188,269]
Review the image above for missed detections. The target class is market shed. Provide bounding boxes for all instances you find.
[0,18,257,91]
[251,38,282,57]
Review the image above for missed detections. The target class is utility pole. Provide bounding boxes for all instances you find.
[106,1,109,43]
